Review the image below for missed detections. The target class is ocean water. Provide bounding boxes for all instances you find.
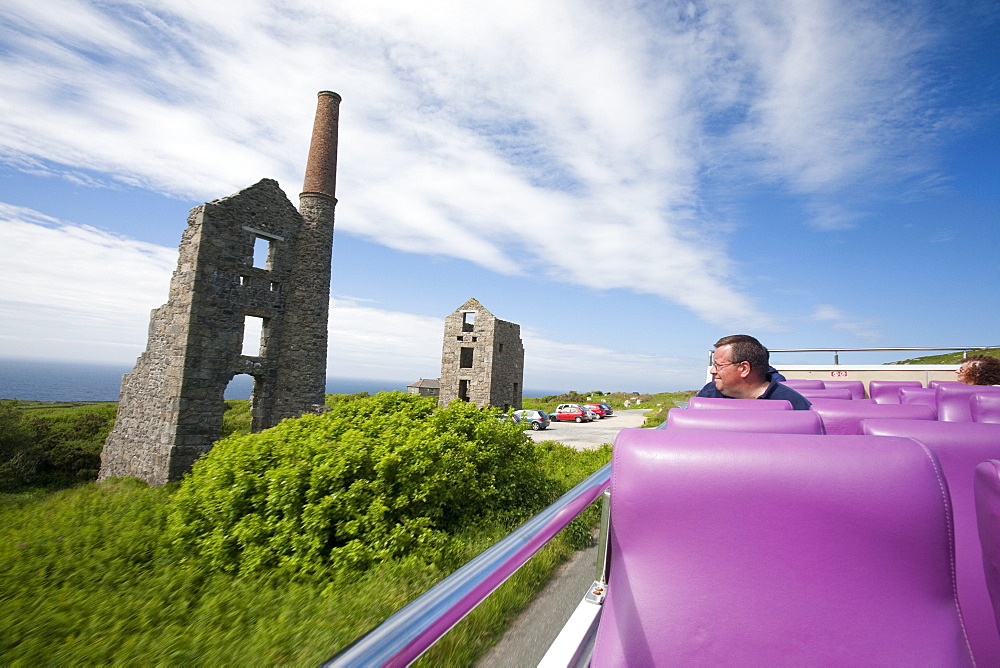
[0,358,408,402]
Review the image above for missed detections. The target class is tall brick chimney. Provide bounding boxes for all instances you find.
[301,90,341,199]
[270,90,343,416]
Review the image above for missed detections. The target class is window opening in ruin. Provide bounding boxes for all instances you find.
[472,337,478,342]
[270,281,280,292]
[240,275,251,287]
[462,311,476,332]
[460,347,474,368]
[458,379,469,402]
[224,373,254,400]
[499,343,504,353]
[242,315,266,356]
[514,382,519,398]
[252,236,272,269]
[456,336,463,341]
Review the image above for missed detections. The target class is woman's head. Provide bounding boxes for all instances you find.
[956,355,1000,385]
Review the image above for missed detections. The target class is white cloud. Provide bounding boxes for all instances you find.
[810,304,882,342]
[0,0,957,332]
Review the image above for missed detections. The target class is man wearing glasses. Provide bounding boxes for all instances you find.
[696,334,812,410]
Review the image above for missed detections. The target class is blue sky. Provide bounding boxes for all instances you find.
[0,0,997,394]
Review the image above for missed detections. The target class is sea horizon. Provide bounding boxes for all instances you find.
[0,358,564,402]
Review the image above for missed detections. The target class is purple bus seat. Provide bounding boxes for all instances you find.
[809,399,934,435]
[797,387,854,400]
[975,460,1000,638]
[861,419,1000,662]
[869,380,922,404]
[973,393,1000,424]
[665,408,824,434]
[780,379,825,389]
[591,429,974,666]
[822,379,866,398]
[687,397,792,410]
[932,380,966,390]
[938,385,1000,423]
[900,386,938,409]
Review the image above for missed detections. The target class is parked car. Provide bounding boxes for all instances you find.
[596,403,613,416]
[585,408,602,421]
[584,404,607,419]
[496,413,521,425]
[549,404,593,423]
[513,409,550,431]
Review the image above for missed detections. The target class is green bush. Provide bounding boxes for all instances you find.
[0,401,116,490]
[167,392,555,576]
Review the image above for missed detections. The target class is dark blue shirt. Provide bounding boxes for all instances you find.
[696,380,812,410]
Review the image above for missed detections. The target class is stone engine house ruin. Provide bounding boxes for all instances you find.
[100,91,341,486]
[438,298,524,410]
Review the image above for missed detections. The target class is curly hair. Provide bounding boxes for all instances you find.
[959,355,1000,386]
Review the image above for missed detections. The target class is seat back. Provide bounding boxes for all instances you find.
[900,386,938,409]
[822,379,866,399]
[938,385,1000,423]
[931,380,965,390]
[975,460,1000,638]
[592,429,974,666]
[869,380,922,404]
[810,399,934,435]
[666,408,824,434]
[972,393,1000,424]
[687,397,792,410]
[780,379,825,390]
[797,387,854,400]
[861,419,1000,661]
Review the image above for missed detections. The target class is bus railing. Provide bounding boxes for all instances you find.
[321,462,612,667]
[755,346,998,365]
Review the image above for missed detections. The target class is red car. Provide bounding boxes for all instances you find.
[583,404,607,419]
[549,405,593,423]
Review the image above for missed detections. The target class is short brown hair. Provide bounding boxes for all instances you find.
[960,355,1000,386]
[715,334,769,376]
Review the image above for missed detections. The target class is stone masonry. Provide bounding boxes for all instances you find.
[438,298,524,410]
[99,91,341,486]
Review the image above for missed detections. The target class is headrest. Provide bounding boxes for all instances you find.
[666,408,824,434]
[687,397,792,410]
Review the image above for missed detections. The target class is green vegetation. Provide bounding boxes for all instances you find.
[0,392,611,665]
[0,399,117,491]
[889,349,1000,365]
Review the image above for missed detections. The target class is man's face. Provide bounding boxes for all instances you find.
[710,344,743,394]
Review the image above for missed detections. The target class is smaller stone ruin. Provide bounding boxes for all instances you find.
[438,298,524,411]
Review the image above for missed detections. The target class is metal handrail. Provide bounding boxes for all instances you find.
[710,346,999,365]
[321,462,612,667]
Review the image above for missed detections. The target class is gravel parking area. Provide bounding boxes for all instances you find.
[524,408,650,450]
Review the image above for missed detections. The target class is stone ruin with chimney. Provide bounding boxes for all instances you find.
[438,298,524,411]
[100,91,341,486]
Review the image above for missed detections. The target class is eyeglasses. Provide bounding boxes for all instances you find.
[711,361,744,371]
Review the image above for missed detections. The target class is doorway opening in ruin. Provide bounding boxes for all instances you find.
[458,379,469,402]
[243,315,266,356]
[224,373,263,434]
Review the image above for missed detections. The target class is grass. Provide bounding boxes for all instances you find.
[0,476,593,665]
[889,349,1000,365]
